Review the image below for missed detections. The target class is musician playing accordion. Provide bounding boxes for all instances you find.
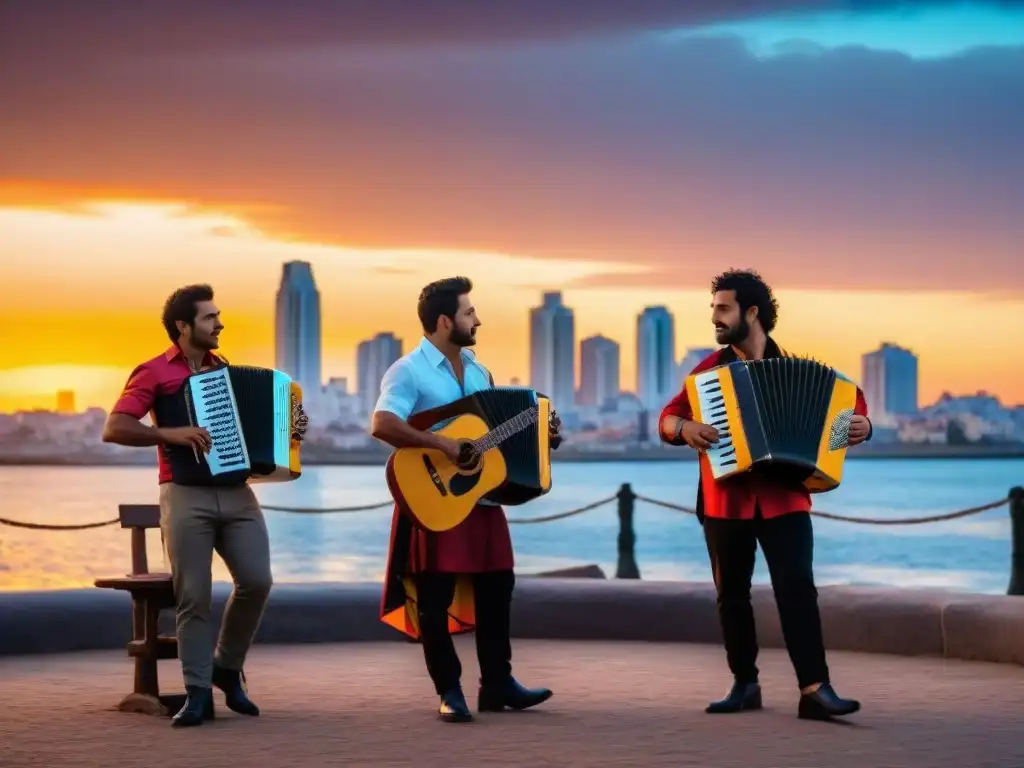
[660,270,873,722]
[102,284,298,728]
[371,277,558,724]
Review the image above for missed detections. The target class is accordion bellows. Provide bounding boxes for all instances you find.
[684,357,858,493]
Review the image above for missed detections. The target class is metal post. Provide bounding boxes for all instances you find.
[615,483,640,579]
[1008,487,1024,596]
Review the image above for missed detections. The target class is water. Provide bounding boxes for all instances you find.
[0,460,1021,594]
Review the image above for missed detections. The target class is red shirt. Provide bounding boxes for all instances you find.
[111,345,224,484]
[659,345,870,520]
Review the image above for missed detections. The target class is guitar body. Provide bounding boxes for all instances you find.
[386,413,509,532]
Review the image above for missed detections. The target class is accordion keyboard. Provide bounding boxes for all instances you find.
[691,369,738,475]
[188,367,250,476]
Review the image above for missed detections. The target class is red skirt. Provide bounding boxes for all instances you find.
[406,503,515,573]
[380,503,514,639]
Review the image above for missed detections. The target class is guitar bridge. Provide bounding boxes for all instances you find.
[421,454,448,496]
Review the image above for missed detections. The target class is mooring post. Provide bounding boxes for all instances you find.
[1008,486,1024,596]
[615,483,640,579]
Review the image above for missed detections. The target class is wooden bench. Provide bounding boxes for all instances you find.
[94,504,184,716]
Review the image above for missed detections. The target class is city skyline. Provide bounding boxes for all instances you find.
[2,2,1023,411]
[0,258,996,417]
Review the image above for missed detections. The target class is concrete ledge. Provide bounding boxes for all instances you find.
[2,580,1022,663]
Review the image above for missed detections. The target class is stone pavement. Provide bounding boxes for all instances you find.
[2,640,1023,768]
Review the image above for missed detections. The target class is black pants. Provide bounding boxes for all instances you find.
[703,511,829,690]
[415,570,515,695]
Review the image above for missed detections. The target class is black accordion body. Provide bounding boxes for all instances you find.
[684,357,859,493]
[473,387,554,506]
[152,365,303,487]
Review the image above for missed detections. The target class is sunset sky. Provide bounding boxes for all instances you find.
[2,1,1023,413]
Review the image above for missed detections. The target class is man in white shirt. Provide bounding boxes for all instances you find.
[371,276,560,723]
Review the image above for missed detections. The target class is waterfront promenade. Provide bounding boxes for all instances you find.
[4,640,1024,767]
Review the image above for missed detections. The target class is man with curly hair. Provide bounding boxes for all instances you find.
[659,270,873,721]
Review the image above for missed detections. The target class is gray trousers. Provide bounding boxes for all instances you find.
[158,483,273,688]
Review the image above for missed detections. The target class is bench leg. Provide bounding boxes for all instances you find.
[118,596,184,717]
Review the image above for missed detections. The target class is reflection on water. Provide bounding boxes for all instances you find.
[0,459,1021,594]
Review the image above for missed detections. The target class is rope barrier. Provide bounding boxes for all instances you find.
[0,516,120,530]
[0,491,1009,530]
[634,494,1009,525]
[506,495,616,524]
[261,500,392,514]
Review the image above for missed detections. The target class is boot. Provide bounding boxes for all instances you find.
[478,676,553,712]
[705,681,763,714]
[171,685,214,728]
[212,664,260,716]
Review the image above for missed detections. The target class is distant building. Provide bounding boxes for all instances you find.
[578,335,620,407]
[861,342,919,417]
[55,390,75,414]
[357,332,403,416]
[636,306,675,412]
[675,346,716,393]
[275,261,323,396]
[317,377,364,430]
[529,292,575,410]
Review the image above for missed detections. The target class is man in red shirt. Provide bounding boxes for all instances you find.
[102,284,272,728]
[660,270,872,721]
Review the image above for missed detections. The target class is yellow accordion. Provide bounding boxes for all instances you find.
[684,357,859,493]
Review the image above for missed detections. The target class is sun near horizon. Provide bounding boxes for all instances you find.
[1,193,1023,414]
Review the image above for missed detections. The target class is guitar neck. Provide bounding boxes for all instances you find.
[472,407,539,453]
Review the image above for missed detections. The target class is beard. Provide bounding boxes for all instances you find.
[714,317,750,346]
[191,330,219,350]
[449,326,477,347]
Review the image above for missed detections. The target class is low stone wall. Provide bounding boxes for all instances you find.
[2,580,1022,664]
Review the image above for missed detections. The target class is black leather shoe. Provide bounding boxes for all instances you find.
[439,687,473,723]
[705,681,763,714]
[478,676,553,712]
[212,664,260,716]
[171,685,215,727]
[798,683,860,720]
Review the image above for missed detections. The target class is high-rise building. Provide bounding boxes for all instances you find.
[529,292,575,409]
[861,342,919,417]
[636,306,676,412]
[578,335,620,407]
[357,332,403,416]
[275,261,322,396]
[55,390,75,414]
[674,346,716,393]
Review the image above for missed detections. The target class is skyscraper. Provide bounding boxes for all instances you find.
[861,342,919,417]
[529,292,575,409]
[578,335,620,407]
[357,332,404,416]
[636,306,676,412]
[275,261,322,396]
[675,346,716,393]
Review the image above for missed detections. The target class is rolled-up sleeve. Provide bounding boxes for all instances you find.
[374,360,418,421]
[111,364,157,419]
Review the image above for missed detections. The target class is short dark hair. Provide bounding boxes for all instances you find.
[162,284,214,342]
[711,269,779,333]
[417,276,472,333]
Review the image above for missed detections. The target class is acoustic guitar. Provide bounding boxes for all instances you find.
[385,387,558,532]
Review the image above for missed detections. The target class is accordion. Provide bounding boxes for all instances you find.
[386,386,554,532]
[684,357,858,493]
[152,365,304,487]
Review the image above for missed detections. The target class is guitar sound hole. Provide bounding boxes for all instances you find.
[456,442,480,470]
